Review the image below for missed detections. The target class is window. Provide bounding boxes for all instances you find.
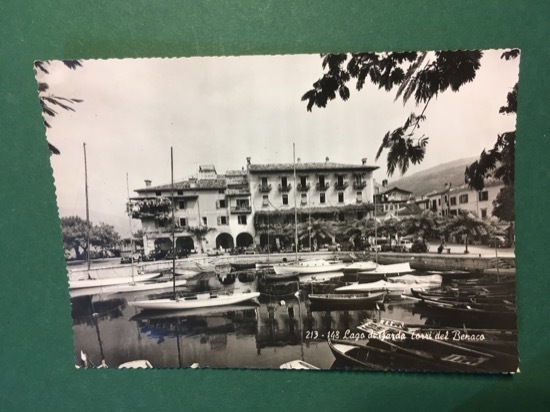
[318,175,325,186]
[155,191,161,196]
[356,191,362,203]
[179,218,187,227]
[320,192,326,204]
[444,195,448,204]
[282,194,288,205]
[450,197,457,206]
[438,199,441,206]
[261,177,268,186]
[217,199,226,208]
[479,191,489,201]
[238,215,247,225]
[202,217,207,225]
[338,192,344,203]
[481,209,487,219]
[337,175,344,186]
[262,195,269,206]
[217,216,228,225]
[158,220,165,228]
[177,190,183,195]
[459,194,469,204]
[237,199,249,208]
[432,200,437,210]
[281,176,288,186]
[300,176,307,186]
[301,193,307,205]
[178,200,186,209]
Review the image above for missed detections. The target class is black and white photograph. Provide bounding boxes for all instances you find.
[35,49,520,372]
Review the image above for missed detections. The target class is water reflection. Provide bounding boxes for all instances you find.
[71,270,428,369]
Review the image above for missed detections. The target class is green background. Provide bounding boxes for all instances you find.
[1,1,548,410]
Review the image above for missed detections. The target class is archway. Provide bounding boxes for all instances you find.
[216,233,234,251]
[176,236,194,253]
[154,237,172,251]
[236,232,254,248]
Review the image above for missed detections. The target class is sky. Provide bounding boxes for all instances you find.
[36,50,520,237]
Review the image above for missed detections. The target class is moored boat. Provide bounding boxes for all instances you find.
[335,279,436,294]
[327,338,384,370]
[342,261,377,274]
[128,290,261,310]
[69,273,161,290]
[273,259,348,275]
[280,360,320,370]
[308,292,386,307]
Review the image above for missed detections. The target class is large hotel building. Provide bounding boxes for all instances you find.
[130,157,378,255]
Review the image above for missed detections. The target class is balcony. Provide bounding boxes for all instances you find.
[353,181,367,190]
[278,183,292,193]
[258,184,272,193]
[334,182,349,190]
[230,205,252,214]
[316,182,329,191]
[297,183,310,192]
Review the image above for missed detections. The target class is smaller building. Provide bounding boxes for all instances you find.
[425,180,505,219]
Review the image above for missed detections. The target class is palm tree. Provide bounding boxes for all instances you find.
[443,211,493,254]
[401,212,441,243]
[378,217,403,247]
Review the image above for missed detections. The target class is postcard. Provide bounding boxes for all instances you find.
[35,49,519,372]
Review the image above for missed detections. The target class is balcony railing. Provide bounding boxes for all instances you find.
[353,181,367,190]
[230,205,252,214]
[334,182,349,190]
[316,182,329,191]
[278,183,292,193]
[297,183,310,192]
[258,184,272,193]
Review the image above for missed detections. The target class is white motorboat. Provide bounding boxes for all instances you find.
[128,291,261,310]
[342,261,377,274]
[273,259,348,275]
[359,262,415,276]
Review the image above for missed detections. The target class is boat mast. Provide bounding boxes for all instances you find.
[83,143,91,273]
[374,184,378,266]
[171,147,176,300]
[293,143,298,263]
[126,172,135,284]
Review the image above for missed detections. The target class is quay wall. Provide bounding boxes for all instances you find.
[376,253,515,273]
[67,251,515,279]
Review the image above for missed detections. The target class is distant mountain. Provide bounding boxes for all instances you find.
[387,157,478,196]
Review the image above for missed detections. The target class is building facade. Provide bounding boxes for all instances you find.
[131,158,378,254]
[425,180,505,219]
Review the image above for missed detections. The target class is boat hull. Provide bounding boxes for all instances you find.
[273,260,348,275]
[128,291,261,310]
[69,273,160,289]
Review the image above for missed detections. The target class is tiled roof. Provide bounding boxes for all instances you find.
[380,187,413,195]
[136,178,227,192]
[199,164,216,172]
[225,169,247,176]
[248,162,378,173]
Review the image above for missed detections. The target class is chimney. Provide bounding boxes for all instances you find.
[246,157,251,165]
[361,158,367,165]
[144,179,151,187]
[325,156,329,163]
